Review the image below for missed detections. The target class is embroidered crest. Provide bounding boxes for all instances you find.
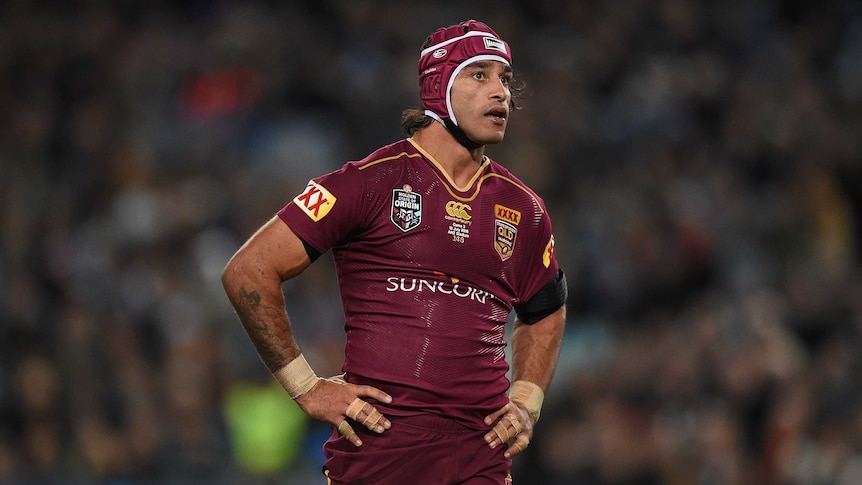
[495,219,517,261]
[391,185,422,232]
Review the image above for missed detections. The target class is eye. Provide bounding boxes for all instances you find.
[472,71,485,81]
[500,75,511,86]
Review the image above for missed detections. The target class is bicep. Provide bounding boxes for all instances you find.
[224,216,312,285]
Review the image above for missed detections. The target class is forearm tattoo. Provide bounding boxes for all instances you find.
[236,285,297,371]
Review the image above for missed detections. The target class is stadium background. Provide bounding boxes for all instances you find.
[1,1,861,484]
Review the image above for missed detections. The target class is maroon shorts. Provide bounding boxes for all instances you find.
[322,413,512,485]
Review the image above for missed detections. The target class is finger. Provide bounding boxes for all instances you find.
[361,407,389,433]
[485,412,522,448]
[484,403,511,426]
[346,398,365,421]
[337,420,362,447]
[372,409,391,432]
[507,414,522,435]
[346,398,391,432]
[356,384,393,404]
[493,422,508,442]
[505,434,531,458]
[485,419,510,448]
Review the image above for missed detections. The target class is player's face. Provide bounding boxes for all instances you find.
[450,61,513,145]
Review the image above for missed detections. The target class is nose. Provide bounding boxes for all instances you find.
[490,77,508,101]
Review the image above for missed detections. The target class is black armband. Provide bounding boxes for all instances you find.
[514,269,567,324]
[300,238,322,262]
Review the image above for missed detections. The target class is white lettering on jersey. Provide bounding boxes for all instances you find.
[385,277,496,305]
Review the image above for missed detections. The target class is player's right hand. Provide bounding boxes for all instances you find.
[294,375,393,447]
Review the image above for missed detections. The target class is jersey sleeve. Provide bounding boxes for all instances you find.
[515,200,561,306]
[277,163,366,254]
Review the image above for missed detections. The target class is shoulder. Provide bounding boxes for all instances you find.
[483,157,548,213]
[320,139,420,191]
[348,139,423,174]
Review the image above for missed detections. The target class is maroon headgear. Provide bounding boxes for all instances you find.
[418,20,512,144]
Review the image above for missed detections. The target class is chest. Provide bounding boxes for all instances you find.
[365,180,530,278]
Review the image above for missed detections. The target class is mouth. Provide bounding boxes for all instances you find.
[485,106,508,124]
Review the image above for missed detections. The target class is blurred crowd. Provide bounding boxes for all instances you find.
[1,0,861,484]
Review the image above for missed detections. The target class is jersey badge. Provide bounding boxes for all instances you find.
[543,235,556,268]
[391,184,422,232]
[294,180,336,221]
[494,204,520,261]
[495,220,517,261]
[494,204,521,225]
[445,200,472,244]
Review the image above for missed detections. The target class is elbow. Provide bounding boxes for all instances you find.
[221,251,244,295]
[220,259,232,292]
[220,245,279,298]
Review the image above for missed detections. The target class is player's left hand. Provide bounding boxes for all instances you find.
[483,401,534,458]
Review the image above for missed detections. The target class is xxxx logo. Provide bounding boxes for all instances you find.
[445,201,472,222]
[293,180,336,221]
[494,204,521,225]
[494,204,520,261]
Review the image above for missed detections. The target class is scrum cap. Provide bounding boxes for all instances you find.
[418,20,512,128]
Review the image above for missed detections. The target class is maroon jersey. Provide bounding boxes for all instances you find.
[278,138,559,429]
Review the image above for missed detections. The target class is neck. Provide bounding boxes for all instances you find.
[443,118,483,151]
[411,121,485,184]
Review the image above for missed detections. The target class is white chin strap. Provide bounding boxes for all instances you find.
[424,110,444,125]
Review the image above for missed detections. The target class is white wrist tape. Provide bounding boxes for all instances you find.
[510,380,544,423]
[273,354,321,399]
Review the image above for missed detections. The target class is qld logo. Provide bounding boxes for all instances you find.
[495,220,517,261]
[494,204,520,261]
[391,184,422,232]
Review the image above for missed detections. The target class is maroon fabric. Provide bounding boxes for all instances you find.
[323,413,511,484]
[278,138,559,430]
[418,19,512,124]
